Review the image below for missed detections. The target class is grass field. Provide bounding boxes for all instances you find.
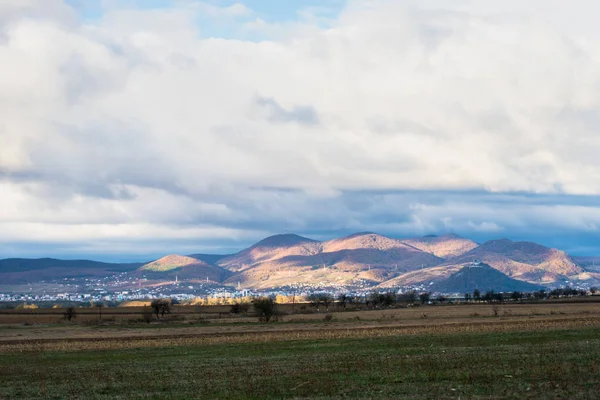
[1,302,600,399]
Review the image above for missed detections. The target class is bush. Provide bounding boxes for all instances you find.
[337,294,349,309]
[253,297,278,322]
[150,298,172,318]
[492,305,500,317]
[63,307,77,321]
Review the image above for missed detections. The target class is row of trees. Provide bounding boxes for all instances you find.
[305,291,441,311]
[60,285,600,323]
[226,291,449,317]
[465,286,596,303]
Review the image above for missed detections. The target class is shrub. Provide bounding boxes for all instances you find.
[150,299,172,319]
[253,297,278,322]
[63,307,77,321]
[492,305,500,317]
[337,294,349,309]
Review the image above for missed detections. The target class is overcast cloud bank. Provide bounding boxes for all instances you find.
[1,0,600,259]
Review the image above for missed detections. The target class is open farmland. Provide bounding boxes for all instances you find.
[1,301,600,399]
[1,298,600,325]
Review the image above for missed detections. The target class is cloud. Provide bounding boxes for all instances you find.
[196,2,252,18]
[253,96,320,125]
[2,0,600,258]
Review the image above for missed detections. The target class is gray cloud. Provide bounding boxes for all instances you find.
[3,187,600,260]
[254,96,320,125]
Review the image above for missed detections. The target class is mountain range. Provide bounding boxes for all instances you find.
[1,232,598,292]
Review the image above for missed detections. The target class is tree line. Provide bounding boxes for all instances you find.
[464,286,596,303]
[56,285,599,323]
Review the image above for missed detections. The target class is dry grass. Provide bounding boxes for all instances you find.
[1,301,600,354]
[1,301,600,398]
[1,317,599,354]
[1,299,599,326]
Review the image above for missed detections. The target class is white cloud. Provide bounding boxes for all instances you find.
[2,0,600,255]
[193,2,252,18]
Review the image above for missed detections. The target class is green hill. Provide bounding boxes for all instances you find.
[431,263,543,293]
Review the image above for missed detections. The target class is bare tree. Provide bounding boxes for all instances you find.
[320,294,333,311]
[533,290,547,300]
[63,306,77,321]
[253,297,277,322]
[511,291,523,301]
[400,290,417,305]
[382,292,397,307]
[368,291,381,309]
[150,298,172,319]
[482,290,495,303]
[308,294,322,311]
[95,302,104,320]
[337,293,349,309]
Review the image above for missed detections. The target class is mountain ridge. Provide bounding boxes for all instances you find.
[448,238,581,283]
[0,233,596,289]
[0,258,144,284]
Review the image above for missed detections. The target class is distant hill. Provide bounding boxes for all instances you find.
[430,263,544,293]
[255,234,319,248]
[220,233,444,289]
[318,233,444,269]
[449,239,582,283]
[402,234,478,259]
[218,234,586,289]
[1,232,596,290]
[139,255,231,282]
[0,258,143,284]
[218,234,322,273]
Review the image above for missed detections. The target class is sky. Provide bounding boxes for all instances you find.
[1,0,600,261]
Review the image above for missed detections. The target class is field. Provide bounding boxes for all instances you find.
[1,301,600,399]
